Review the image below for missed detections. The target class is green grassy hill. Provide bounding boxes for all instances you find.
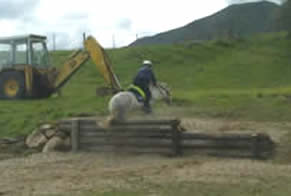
[131,1,279,46]
[0,32,290,137]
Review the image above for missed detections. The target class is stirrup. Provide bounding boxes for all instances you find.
[143,106,152,114]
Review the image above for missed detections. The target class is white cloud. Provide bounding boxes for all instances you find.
[0,0,39,19]
[5,0,274,49]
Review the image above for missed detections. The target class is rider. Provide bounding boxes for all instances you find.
[133,60,157,114]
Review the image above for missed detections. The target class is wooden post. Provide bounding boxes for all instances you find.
[253,133,273,160]
[71,120,80,152]
[252,134,261,159]
[171,120,182,156]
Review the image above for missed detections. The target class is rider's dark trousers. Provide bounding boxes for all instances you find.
[133,81,152,112]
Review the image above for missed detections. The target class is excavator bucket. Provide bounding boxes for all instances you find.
[84,36,122,91]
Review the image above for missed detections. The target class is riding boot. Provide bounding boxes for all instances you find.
[143,100,152,114]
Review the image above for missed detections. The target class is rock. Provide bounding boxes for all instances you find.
[55,130,69,139]
[39,124,55,130]
[43,129,57,139]
[25,129,48,149]
[42,136,68,153]
[26,123,71,153]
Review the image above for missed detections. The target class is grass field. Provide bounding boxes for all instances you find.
[0,32,291,137]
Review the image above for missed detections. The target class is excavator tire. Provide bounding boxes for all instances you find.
[0,71,26,99]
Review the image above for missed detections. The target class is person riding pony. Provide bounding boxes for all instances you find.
[129,60,157,114]
[107,60,170,123]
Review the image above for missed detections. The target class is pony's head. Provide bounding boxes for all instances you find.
[150,82,172,105]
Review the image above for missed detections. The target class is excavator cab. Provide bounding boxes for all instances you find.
[0,35,50,70]
[0,35,56,99]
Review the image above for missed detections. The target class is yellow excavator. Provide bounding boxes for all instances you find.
[0,34,121,99]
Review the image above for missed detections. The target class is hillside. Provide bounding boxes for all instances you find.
[0,32,290,137]
[131,1,279,46]
[275,0,291,33]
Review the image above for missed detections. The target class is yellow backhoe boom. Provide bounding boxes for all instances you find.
[54,50,89,91]
[54,36,122,92]
[84,36,121,90]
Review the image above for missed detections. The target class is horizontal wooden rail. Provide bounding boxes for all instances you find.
[57,118,275,159]
[110,119,180,126]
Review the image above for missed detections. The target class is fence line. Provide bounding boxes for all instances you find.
[57,118,275,159]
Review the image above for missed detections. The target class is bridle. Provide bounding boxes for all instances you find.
[156,83,172,104]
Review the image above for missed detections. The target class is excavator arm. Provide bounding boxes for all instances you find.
[84,36,121,91]
[53,36,122,93]
[54,50,89,91]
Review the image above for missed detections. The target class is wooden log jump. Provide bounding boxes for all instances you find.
[57,118,275,159]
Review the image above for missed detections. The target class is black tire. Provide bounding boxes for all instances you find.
[0,71,26,99]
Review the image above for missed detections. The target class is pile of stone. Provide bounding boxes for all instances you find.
[25,123,71,153]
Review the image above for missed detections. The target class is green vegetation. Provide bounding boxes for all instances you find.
[0,32,290,137]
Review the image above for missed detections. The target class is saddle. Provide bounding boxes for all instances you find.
[128,85,146,103]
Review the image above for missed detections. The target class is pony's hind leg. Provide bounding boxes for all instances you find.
[105,109,126,127]
[116,108,126,122]
[104,115,115,128]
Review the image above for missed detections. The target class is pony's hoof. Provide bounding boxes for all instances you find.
[109,119,123,125]
[103,117,114,128]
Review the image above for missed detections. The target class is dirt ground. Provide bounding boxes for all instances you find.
[1,118,291,196]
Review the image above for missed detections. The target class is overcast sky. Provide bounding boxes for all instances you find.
[0,0,282,49]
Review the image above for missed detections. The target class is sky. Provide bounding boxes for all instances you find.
[0,0,282,49]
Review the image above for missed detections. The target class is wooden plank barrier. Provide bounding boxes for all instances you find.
[58,118,275,159]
